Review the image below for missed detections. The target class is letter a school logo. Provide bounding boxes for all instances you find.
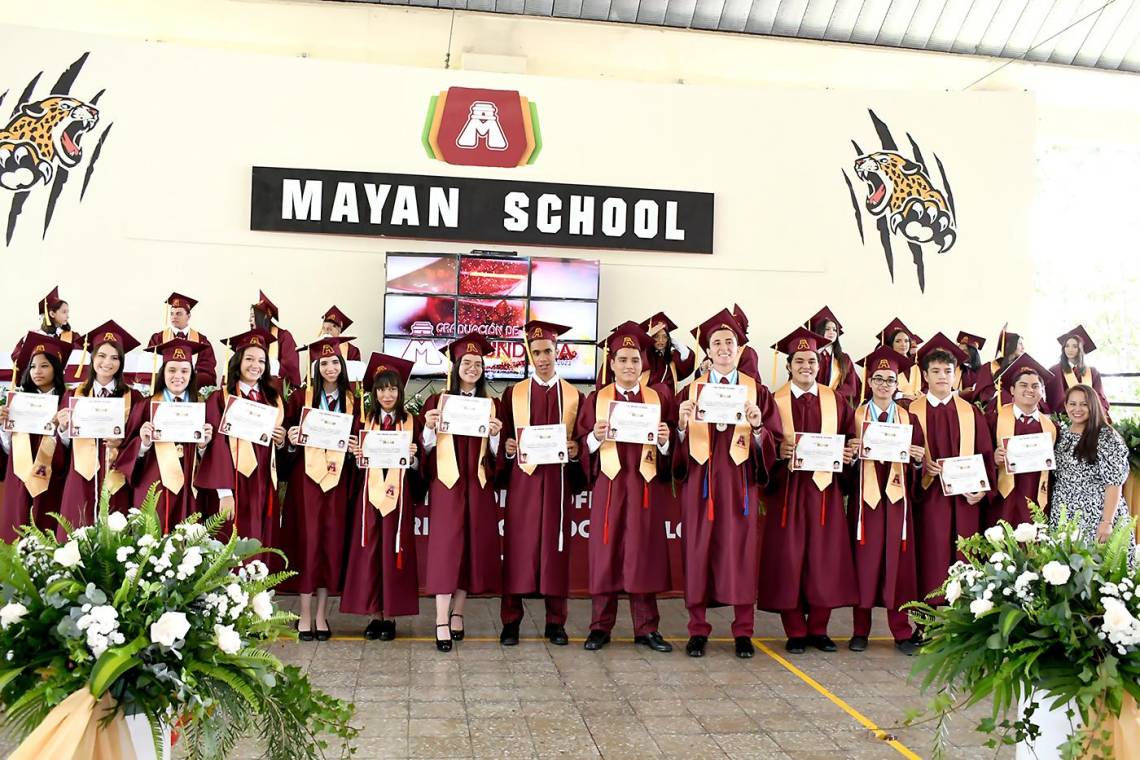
[423,87,542,168]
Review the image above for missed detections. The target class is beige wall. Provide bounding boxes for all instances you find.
[2,1,1136,383]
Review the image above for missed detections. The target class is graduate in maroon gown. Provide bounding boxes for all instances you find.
[497,321,587,646]
[575,322,675,653]
[249,291,301,392]
[57,321,144,536]
[1047,325,1110,420]
[342,353,423,641]
[118,338,214,532]
[10,287,81,367]
[986,354,1057,529]
[731,303,763,383]
[673,309,778,659]
[805,306,859,407]
[640,312,695,393]
[0,333,71,540]
[147,293,218,389]
[874,318,924,403]
[956,331,986,396]
[846,347,926,655]
[909,333,995,610]
[757,327,858,654]
[319,306,362,362]
[966,326,1024,409]
[421,334,504,652]
[195,329,287,549]
[279,336,359,641]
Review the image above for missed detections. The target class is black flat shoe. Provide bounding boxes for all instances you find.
[785,637,806,654]
[848,635,869,652]
[895,638,919,656]
[378,619,396,641]
[734,636,755,659]
[685,635,707,657]
[449,613,464,641]
[315,624,331,642]
[500,622,520,646]
[806,634,838,653]
[583,630,610,651]
[297,622,315,642]
[435,623,452,652]
[363,619,384,640]
[544,623,568,646]
[633,631,673,653]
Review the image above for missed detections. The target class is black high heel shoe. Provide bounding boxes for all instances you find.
[435,623,453,652]
[449,613,465,641]
[297,621,315,642]
[315,622,332,642]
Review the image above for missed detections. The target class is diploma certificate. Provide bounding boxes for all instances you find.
[219,396,278,447]
[4,392,58,435]
[859,421,913,464]
[359,430,412,470]
[517,424,569,466]
[68,397,126,440]
[694,383,748,426]
[298,408,354,452]
[1003,433,1056,475]
[792,433,846,473]
[150,401,207,444]
[438,394,493,438]
[939,454,991,496]
[605,401,661,445]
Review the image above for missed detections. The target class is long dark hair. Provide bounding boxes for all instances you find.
[962,345,982,372]
[886,329,910,355]
[308,355,349,411]
[998,333,1021,372]
[80,340,129,398]
[251,307,273,332]
[225,346,279,405]
[812,318,845,358]
[20,353,65,396]
[448,357,488,398]
[1060,337,1086,374]
[1066,384,1108,465]
[153,359,200,400]
[40,301,70,335]
[370,370,408,424]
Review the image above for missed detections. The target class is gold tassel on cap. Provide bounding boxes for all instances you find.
[771,349,778,388]
[74,337,88,381]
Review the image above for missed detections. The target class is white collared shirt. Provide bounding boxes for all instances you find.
[531,372,559,388]
[237,381,256,396]
[790,383,819,398]
[1014,405,1040,423]
[710,368,738,385]
[926,392,953,407]
[93,379,116,397]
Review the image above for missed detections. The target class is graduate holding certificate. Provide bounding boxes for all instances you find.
[146,293,218,388]
[986,354,1057,529]
[498,321,586,647]
[0,333,70,541]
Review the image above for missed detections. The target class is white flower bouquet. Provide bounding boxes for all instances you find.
[0,486,357,759]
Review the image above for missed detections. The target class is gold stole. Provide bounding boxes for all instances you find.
[269,326,280,364]
[162,327,200,344]
[152,399,193,496]
[1062,365,1089,390]
[71,387,130,495]
[301,386,353,492]
[223,389,285,490]
[823,353,844,391]
[511,378,579,476]
[11,396,60,497]
[953,366,962,390]
[436,397,489,490]
[687,373,755,466]
[854,403,908,509]
[366,416,406,516]
[909,395,975,490]
[773,383,839,491]
[596,384,660,483]
[897,363,922,397]
[995,404,1055,507]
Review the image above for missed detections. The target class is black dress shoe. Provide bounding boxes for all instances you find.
[544,623,568,646]
[734,636,755,659]
[908,630,926,647]
[435,623,452,652]
[633,631,673,653]
[848,635,869,652]
[378,619,396,641]
[315,624,332,642]
[363,619,384,640]
[785,637,806,654]
[500,622,520,646]
[449,613,464,641]
[895,638,919,656]
[583,630,610,651]
[806,635,838,652]
[685,635,708,657]
[297,622,315,642]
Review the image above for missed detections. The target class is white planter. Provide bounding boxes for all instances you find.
[1016,690,1082,760]
[124,713,172,760]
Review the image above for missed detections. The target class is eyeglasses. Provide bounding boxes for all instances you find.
[869,376,898,386]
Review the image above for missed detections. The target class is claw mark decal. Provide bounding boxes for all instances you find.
[842,110,957,292]
[1,53,111,245]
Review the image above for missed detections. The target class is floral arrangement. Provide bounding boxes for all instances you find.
[0,487,357,759]
[904,506,1140,759]
[1114,417,1140,473]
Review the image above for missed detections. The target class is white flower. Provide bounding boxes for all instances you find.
[1014,571,1039,590]
[1103,598,1135,633]
[214,624,241,654]
[116,546,134,563]
[0,602,28,630]
[984,526,1005,544]
[1042,561,1072,586]
[150,611,191,647]
[106,512,128,532]
[251,591,273,621]
[945,579,962,604]
[1012,523,1038,543]
[137,534,156,548]
[176,547,203,580]
[53,541,83,568]
[988,552,1008,565]
[226,583,247,605]
[970,599,994,617]
[179,524,207,541]
[71,527,91,540]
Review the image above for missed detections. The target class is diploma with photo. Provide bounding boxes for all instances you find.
[939,454,991,496]
[517,424,569,466]
[438,394,493,438]
[359,430,413,470]
[151,401,207,444]
[4,392,58,435]
[792,433,846,473]
[605,401,661,445]
[1002,433,1056,475]
[68,397,127,440]
[219,396,278,447]
[694,383,748,426]
[298,407,354,452]
[859,421,913,464]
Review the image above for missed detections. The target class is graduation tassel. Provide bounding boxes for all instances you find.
[395,471,405,569]
[771,349,778,388]
[642,481,649,510]
[901,487,909,554]
[360,475,367,548]
[165,489,171,535]
[820,490,826,527]
[74,337,88,381]
[856,456,865,545]
[603,478,612,545]
[780,483,788,529]
[741,466,749,517]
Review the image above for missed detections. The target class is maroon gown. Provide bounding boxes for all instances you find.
[271,328,301,390]
[147,329,217,389]
[756,388,859,635]
[645,347,695,393]
[497,380,587,624]
[1045,364,1110,419]
[341,413,425,618]
[421,393,502,596]
[818,351,859,407]
[278,389,357,594]
[737,346,762,384]
[58,387,144,534]
[983,407,1053,528]
[1,398,67,541]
